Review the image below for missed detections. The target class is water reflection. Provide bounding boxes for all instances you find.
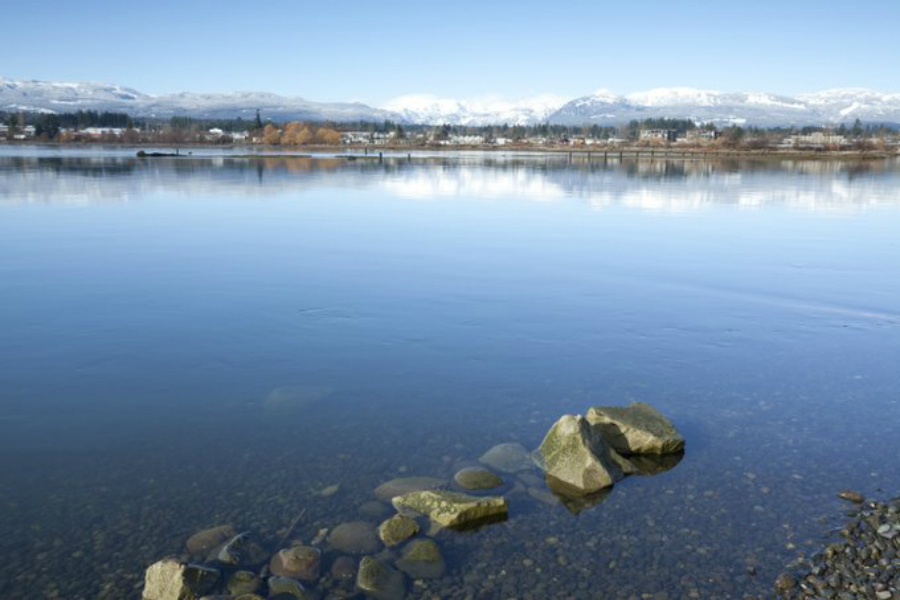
[2,151,900,212]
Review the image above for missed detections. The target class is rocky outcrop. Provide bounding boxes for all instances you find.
[392,490,508,529]
[585,402,684,455]
[142,558,219,600]
[537,415,625,494]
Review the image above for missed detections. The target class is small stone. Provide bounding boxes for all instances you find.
[269,546,321,581]
[320,484,340,497]
[774,572,796,592]
[454,467,503,490]
[142,558,219,600]
[396,539,445,579]
[359,501,392,519]
[208,533,267,567]
[838,490,865,504]
[356,556,406,600]
[379,515,420,547]
[327,521,382,554]
[266,576,308,599]
[226,571,260,596]
[479,443,533,473]
[330,555,357,581]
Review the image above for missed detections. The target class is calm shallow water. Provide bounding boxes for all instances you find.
[1,148,899,599]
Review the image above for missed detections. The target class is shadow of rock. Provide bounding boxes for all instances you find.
[628,451,684,476]
[545,475,613,515]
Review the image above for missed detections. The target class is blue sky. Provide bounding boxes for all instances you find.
[3,0,899,104]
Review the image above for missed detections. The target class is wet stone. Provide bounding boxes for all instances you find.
[330,555,357,581]
[142,558,219,600]
[454,467,503,490]
[209,533,267,567]
[392,489,508,529]
[838,490,865,504]
[185,525,236,556]
[266,575,309,599]
[269,546,321,581]
[378,514,420,547]
[327,521,382,554]
[226,570,261,596]
[479,443,534,473]
[396,538,446,580]
[356,556,406,600]
[538,414,624,493]
[585,402,685,455]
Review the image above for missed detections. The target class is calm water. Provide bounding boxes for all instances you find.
[1,148,899,599]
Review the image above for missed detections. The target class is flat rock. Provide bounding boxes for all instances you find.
[269,546,320,581]
[454,467,503,490]
[327,521,382,554]
[479,443,533,473]
[396,538,446,579]
[208,533,267,567]
[374,477,446,502]
[356,556,406,600]
[538,414,624,493]
[142,558,219,600]
[185,525,235,555]
[378,515,420,547]
[837,489,865,504]
[267,575,312,599]
[392,490,508,529]
[585,402,684,455]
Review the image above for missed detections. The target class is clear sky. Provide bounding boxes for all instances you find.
[3,0,899,104]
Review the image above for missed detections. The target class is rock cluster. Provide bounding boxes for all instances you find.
[141,401,683,599]
[775,493,900,599]
[537,403,684,496]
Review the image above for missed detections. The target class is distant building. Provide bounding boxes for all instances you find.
[788,132,848,149]
[640,129,677,142]
[81,127,126,137]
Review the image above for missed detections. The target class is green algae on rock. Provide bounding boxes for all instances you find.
[356,555,406,600]
[454,466,504,490]
[378,514,420,547]
[538,414,625,493]
[396,538,446,579]
[392,489,508,529]
[585,402,685,455]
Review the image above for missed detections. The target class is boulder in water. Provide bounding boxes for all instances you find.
[585,402,684,455]
[537,414,624,493]
[392,490,508,529]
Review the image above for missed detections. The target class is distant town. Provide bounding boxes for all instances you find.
[2,109,899,154]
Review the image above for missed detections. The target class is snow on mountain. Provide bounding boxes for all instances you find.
[0,77,399,123]
[3,77,900,126]
[548,87,900,126]
[381,94,567,126]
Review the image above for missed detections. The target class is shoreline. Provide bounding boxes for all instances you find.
[2,141,898,161]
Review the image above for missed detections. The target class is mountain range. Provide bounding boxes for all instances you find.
[3,77,900,127]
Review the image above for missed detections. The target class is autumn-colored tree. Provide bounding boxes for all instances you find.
[316,127,341,145]
[263,124,281,145]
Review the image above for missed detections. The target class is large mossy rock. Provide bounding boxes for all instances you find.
[142,558,219,600]
[356,556,406,600]
[538,414,625,493]
[378,514,420,547]
[586,402,684,455]
[392,490,508,529]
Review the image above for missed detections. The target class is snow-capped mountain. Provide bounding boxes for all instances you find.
[2,77,900,126]
[0,78,400,123]
[382,94,568,126]
[548,87,900,126]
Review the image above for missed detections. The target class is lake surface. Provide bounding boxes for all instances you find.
[1,148,899,599]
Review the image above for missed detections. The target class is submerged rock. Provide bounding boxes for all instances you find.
[585,402,684,455]
[267,575,311,599]
[837,489,865,504]
[208,532,267,567]
[374,476,446,502]
[327,521,382,554]
[395,538,446,579]
[479,442,533,473]
[142,558,219,600]
[378,514,420,547]
[392,489,508,529]
[269,546,321,581]
[454,467,503,490]
[330,555,357,581]
[225,570,260,596]
[538,415,624,493]
[545,475,614,514]
[185,525,236,555]
[356,556,406,600]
